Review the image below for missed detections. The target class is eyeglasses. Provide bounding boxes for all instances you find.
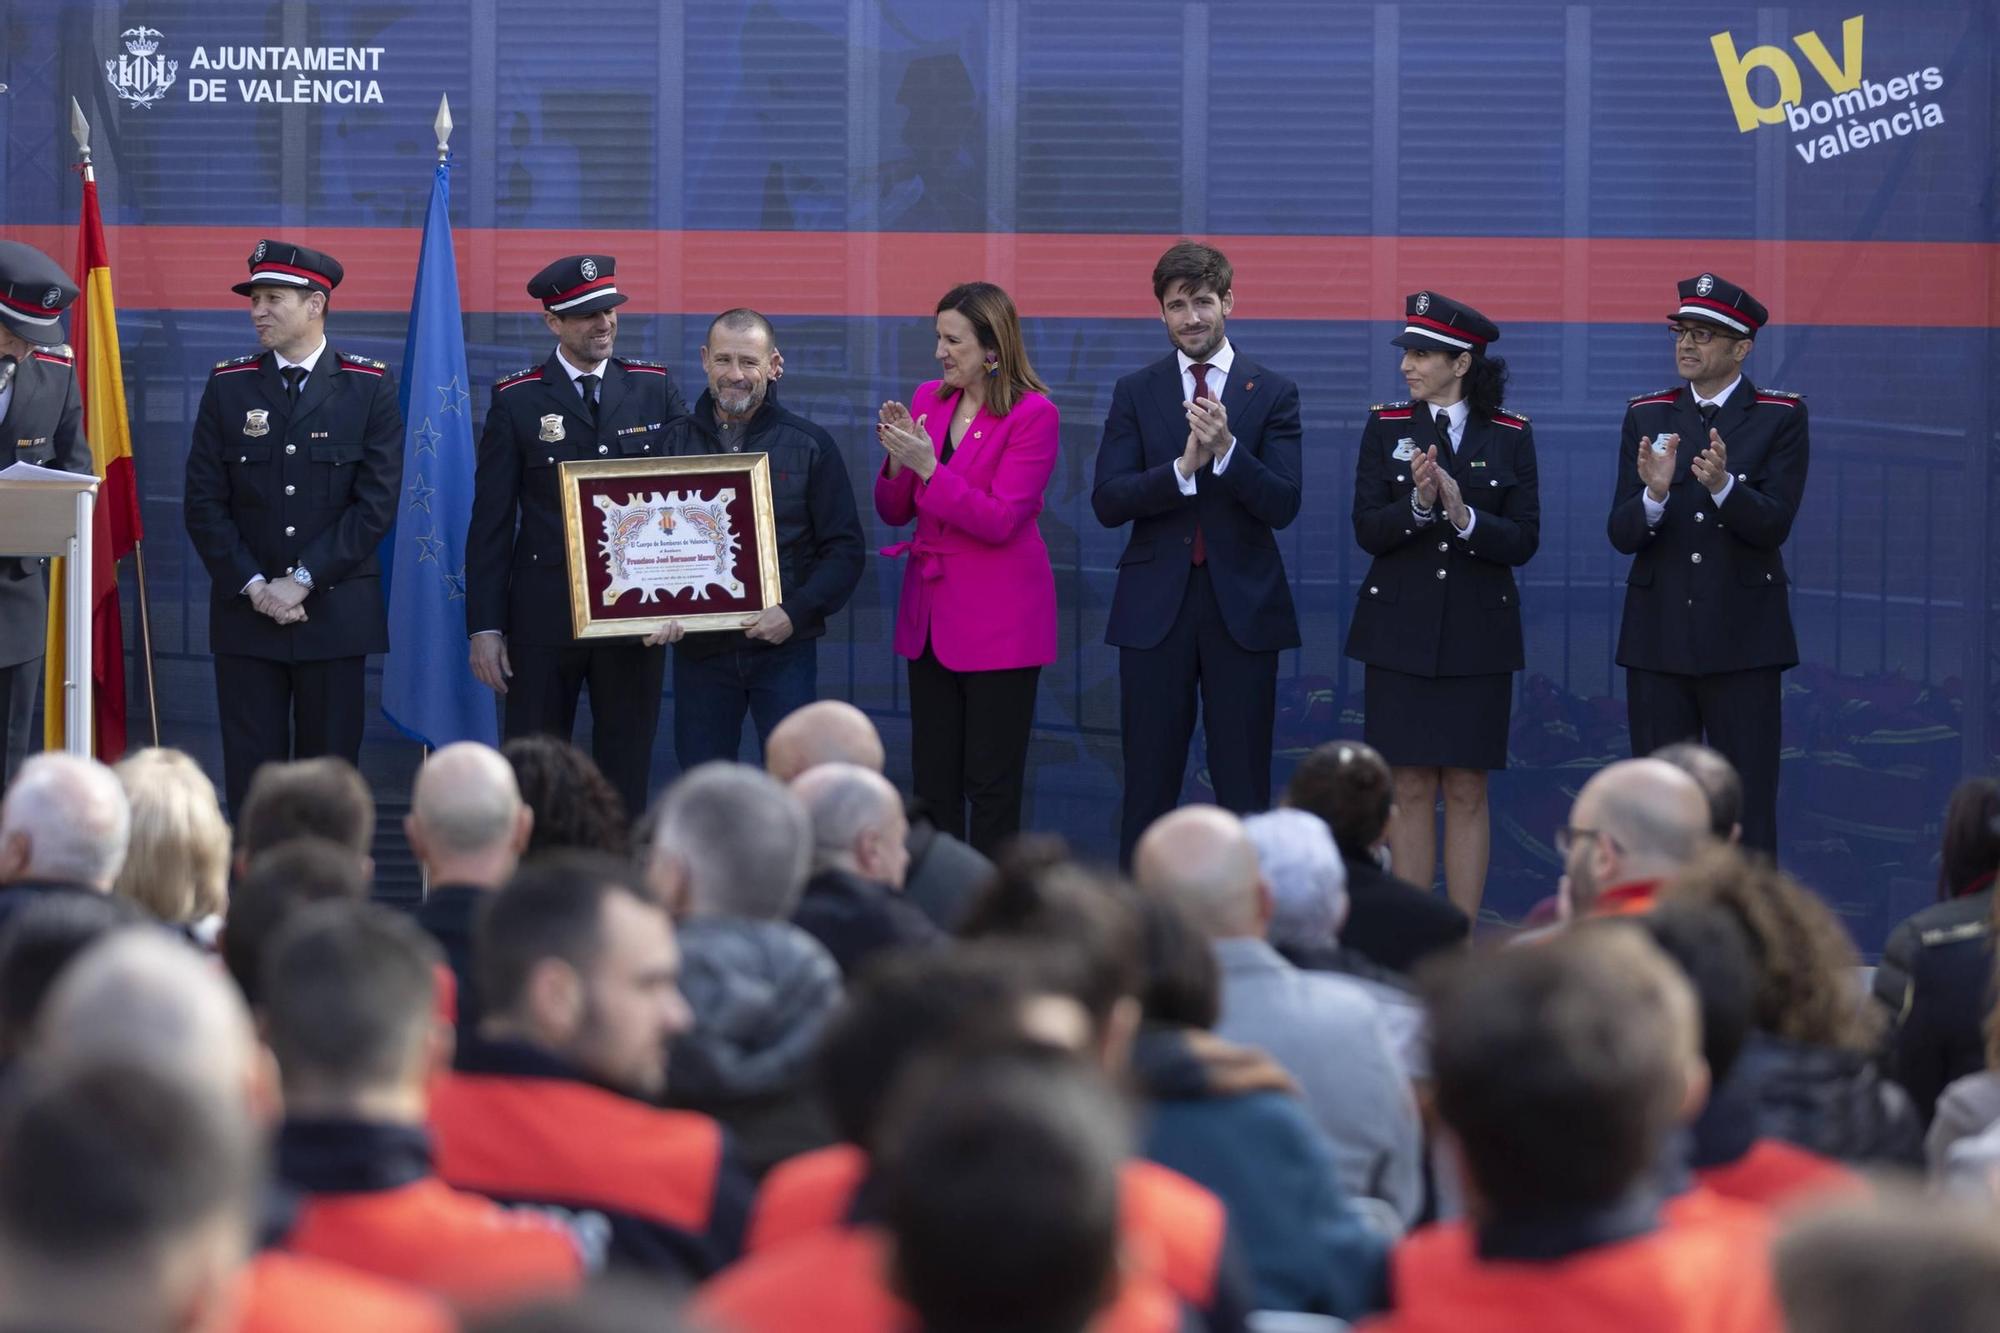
[1668,325,1735,345]
[1554,826,1601,857]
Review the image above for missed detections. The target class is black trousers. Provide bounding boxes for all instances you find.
[214,653,366,817]
[906,643,1040,858]
[1627,665,1782,854]
[506,639,666,819]
[1117,565,1279,864]
[0,657,39,791]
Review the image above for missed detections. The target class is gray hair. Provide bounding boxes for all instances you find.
[1244,808,1348,950]
[411,742,522,857]
[793,764,902,871]
[652,762,812,920]
[1,753,131,891]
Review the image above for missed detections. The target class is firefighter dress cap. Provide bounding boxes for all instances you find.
[232,239,345,298]
[1391,291,1500,354]
[528,255,627,316]
[0,240,80,346]
[1670,274,1768,336]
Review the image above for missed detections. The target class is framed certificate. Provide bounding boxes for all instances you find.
[558,453,784,640]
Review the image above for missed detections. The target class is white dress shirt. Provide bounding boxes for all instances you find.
[1172,339,1239,495]
[1644,375,1739,526]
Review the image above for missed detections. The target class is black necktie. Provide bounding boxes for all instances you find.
[1435,408,1452,453]
[578,373,600,422]
[1699,402,1720,433]
[281,365,306,404]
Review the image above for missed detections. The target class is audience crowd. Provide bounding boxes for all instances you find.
[0,713,1997,1333]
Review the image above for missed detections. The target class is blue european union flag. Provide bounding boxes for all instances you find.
[381,157,495,747]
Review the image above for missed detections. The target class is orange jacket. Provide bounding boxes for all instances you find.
[236,1251,457,1333]
[748,1143,1227,1313]
[694,1225,1182,1333]
[1695,1138,1867,1212]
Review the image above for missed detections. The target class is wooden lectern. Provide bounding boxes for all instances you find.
[0,463,99,757]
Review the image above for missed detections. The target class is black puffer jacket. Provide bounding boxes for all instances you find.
[1737,1029,1924,1168]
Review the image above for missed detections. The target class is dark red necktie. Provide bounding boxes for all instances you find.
[1189,362,1211,566]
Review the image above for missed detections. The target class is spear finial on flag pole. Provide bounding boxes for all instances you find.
[434,94,453,164]
[70,97,93,175]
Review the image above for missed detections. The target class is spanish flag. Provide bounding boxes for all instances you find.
[43,171,142,759]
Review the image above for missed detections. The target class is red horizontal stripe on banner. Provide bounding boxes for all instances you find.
[1,226,1994,326]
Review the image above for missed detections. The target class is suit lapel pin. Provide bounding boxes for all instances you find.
[1242,380,1255,392]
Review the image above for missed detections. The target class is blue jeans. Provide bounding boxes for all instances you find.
[671,637,818,769]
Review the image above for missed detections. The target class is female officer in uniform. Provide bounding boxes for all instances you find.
[1344,292,1539,919]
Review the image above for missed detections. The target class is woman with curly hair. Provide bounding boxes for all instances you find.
[1661,845,1922,1166]
[501,735,629,858]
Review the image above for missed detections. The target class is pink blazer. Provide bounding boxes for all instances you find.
[874,380,1059,671]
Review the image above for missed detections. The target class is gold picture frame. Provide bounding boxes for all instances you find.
[557,453,784,640]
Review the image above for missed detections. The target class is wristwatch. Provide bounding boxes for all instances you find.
[291,565,314,591]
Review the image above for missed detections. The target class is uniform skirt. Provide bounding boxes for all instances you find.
[1362,664,1512,771]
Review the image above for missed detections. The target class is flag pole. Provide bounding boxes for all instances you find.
[71,97,160,748]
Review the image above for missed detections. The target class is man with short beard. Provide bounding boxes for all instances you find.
[660,309,863,768]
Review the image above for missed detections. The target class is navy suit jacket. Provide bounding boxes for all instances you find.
[1092,351,1302,652]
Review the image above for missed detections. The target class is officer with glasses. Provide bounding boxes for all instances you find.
[1608,274,1809,855]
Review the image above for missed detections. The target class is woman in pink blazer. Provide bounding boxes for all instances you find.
[875,281,1058,855]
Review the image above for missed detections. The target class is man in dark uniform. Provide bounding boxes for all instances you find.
[0,242,91,787]
[1609,274,1808,854]
[660,308,863,768]
[466,255,690,816]
[1093,241,1304,864]
[183,241,402,816]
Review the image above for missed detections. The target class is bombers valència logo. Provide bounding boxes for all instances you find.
[1709,14,1947,166]
[104,23,387,106]
[106,26,177,108]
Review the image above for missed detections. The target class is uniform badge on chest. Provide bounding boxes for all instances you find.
[539,414,566,444]
[243,410,271,438]
[1392,438,1416,461]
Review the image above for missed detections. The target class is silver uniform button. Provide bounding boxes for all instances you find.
[598,444,609,455]
[284,484,296,496]
[1694,511,1704,523]
[284,525,296,536]
[1435,568,1447,580]
[1765,573,1773,582]
[1395,474,1406,482]
[1368,586,1378,595]
[1437,541,1449,552]
[1691,552,1703,564]
[285,444,296,455]
[1489,479,1498,487]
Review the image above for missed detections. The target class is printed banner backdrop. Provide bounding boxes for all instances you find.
[2,2,1994,946]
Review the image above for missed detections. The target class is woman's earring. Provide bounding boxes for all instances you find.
[985,359,999,376]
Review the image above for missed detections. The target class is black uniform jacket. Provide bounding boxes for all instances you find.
[183,347,403,662]
[0,347,92,669]
[466,354,690,646]
[1608,379,1808,675]
[1344,401,1540,677]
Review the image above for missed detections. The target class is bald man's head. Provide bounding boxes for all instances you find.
[406,742,531,885]
[1131,806,1265,940]
[1564,759,1713,916]
[765,701,886,782]
[794,762,910,889]
[36,931,274,1125]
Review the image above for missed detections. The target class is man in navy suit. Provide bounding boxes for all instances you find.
[1093,241,1303,862]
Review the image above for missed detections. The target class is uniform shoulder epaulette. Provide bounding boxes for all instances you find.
[1754,387,1803,405]
[1628,386,1679,404]
[619,358,670,376]
[1492,407,1530,428]
[1918,919,1991,948]
[494,365,542,391]
[30,347,73,367]
[211,353,260,376]
[1370,400,1411,413]
[337,351,387,371]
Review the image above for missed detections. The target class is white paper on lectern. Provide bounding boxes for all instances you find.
[0,465,98,558]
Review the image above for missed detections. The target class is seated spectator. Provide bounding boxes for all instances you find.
[1875,776,2000,1121]
[0,1058,258,1333]
[790,762,941,975]
[1375,930,1783,1333]
[233,756,376,877]
[221,836,371,1009]
[35,928,453,1333]
[467,1277,696,1333]
[111,746,231,946]
[0,890,142,1061]
[1283,741,1468,973]
[1245,807,1425,1076]
[1652,741,1745,845]
[263,900,583,1309]
[1663,846,1923,1167]
[1130,886,1388,1317]
[1135,805,1422,1225]
[503,735,630,858]
[1634,905,1864,1212]
[1775,1192,2000,1333]
[765,700,993,930]
[0,752,130,929]
[649,762,840,1175]
[1558,757,1711,919]
[407,742,535,1034]
[430,852,751,1279]
[1924,975,2000,1175]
